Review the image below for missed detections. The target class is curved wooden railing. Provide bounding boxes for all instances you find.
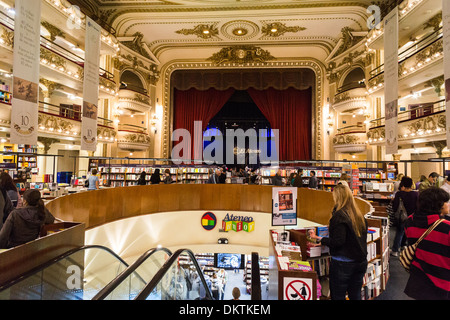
[46,185,373,229]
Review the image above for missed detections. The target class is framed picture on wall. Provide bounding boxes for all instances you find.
[272,187,297,226]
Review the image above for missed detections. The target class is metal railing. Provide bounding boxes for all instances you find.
[369,99,445,129]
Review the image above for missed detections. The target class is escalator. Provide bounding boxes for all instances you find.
[0,245,214,300]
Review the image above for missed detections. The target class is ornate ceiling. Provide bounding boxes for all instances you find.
[68,0,375,65]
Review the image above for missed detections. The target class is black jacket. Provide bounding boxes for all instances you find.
[320,208,368,262]
[0,206,55,248]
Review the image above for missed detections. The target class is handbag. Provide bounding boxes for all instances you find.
[394,197,408,225]
[399,219,445,272]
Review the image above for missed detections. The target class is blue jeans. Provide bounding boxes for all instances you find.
[329,258,367,300]
[392,222,406,252]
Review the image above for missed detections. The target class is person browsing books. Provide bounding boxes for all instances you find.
[390,176,418,256]
[309,184,368,300]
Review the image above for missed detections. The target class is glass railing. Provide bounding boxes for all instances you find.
[135,249,214,300]
[93,247,172,300]
[0,245,130,300]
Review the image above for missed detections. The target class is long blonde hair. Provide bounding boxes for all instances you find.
[332,184,366,237]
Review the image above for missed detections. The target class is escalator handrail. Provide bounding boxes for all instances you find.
[92,247,173,300]
[250,252,262,300]
[0,245,130,292]
[134,248,214,300]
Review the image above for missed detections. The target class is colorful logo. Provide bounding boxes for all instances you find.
[201,212,217,231]
[221,213,255,233]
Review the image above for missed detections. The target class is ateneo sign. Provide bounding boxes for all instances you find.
[221,213,255,233]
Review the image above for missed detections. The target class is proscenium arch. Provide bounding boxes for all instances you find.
[159,59,325,160]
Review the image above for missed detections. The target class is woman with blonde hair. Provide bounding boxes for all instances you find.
[310,184,368,300]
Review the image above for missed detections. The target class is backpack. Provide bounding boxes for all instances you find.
[394,197,408,226]
[0,187,14,223]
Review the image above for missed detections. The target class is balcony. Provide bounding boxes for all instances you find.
[118,87,152,114]
[367,100,445,145]
[117,124,151,151]
[366,0,442,50]
[0,11,117,99]
[333,87,368,114]
[37,101,116,143]
[367,25,443,97]
[332,125,367,154]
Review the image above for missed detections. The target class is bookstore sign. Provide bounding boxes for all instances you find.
[272,187,297,226]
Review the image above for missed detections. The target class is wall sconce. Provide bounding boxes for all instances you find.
[326,115,333,135]
[150,113,159,134]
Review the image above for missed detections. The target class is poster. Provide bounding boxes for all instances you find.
[383,7,399,155]
[272,187,297,226]
[444,0,450,146]
[81,17,101,151]
[10,0,41,145]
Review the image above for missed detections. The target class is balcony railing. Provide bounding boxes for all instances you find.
[369,27,443,80]
[0,11,115,82]
[39,101,114,127]
[369,99,445,129]
[336,124,366,135]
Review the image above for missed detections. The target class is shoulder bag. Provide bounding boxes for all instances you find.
[399,219,445,272]
[394,197,408,225]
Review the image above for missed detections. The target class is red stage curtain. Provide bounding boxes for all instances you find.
[173,87,235,162]
[247,87,312,161]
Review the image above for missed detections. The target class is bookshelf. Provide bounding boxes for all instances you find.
[271,215,389,300]
[244,255,269,294]
[268,230,319,300]
[17,145,38,169]
[0,84,12,105]
[97,164,211,186]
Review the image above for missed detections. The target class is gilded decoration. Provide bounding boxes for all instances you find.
[176,24,219,39]
[425,75,444,97]
[261,22,306,38]
[0,26,13,48]
[41,21,66,42]
[39,78,63,98]
[121,32,152,60]
[220,20,260,41]
[207,46,275,65]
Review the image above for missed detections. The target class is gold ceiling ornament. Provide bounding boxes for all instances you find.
[207,45,275,65]
[261,22,306,38]
[175,24,219,39]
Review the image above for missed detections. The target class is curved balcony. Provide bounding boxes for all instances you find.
[332,125,367,154]
[117,124,151,151]
[332,87,368,114]
[118,89,152,114]
[367,100,445,145]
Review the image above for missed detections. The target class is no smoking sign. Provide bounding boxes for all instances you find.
[283,278,313,300]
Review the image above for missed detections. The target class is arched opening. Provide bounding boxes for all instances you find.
[120,70,147,95]
[339,67,366,92]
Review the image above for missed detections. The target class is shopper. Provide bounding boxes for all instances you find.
[419,172,439,192]
[163,169,172,184]
[393,173,404,193]
[390,176,418,256]
[231,287,241,300]
[404,187,450,300]
[0,189,55,249]
[137,171,147,185]
[338,173,350,188]
[150,169,161,184]
[272,169,283,186]
[0,172,21,208]
[207,168,221,184]
[441,176,450,195]
[310,184,368,300]
[292,169,304,187]
[87,169,99,190]
[308,170,318,189]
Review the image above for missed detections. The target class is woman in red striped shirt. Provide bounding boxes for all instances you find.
[404,187,450,300]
